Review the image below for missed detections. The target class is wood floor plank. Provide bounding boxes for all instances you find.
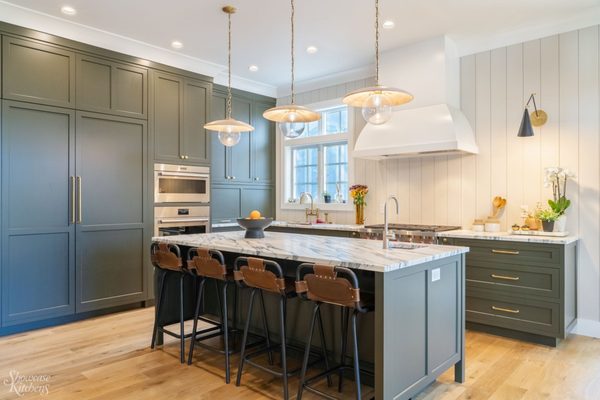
[0,308,599,399]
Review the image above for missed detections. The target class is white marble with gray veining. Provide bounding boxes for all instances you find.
[153,231,468,273]
[437,230,579,245]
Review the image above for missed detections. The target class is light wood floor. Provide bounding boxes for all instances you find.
[0,308,599,400]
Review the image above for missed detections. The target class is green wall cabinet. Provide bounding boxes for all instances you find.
[2,36,75,108]
[76,54,148,119]
[211,185,274,224]
[152,71,211,165]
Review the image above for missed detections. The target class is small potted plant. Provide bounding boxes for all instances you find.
[323,191,331,203]
[536,208,559,232]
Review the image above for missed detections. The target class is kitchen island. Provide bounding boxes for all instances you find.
[154,231,469,400]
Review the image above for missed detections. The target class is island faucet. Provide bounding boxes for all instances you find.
[299,192,319,222]
[383,195,399,249]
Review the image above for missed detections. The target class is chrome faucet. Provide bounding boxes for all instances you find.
[383,195,399,249]
[300,192,319,222]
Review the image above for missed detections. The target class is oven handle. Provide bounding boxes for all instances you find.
[158,217,210,224]
[157,171,210,178]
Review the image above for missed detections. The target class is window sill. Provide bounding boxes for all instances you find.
[280,203,354,212]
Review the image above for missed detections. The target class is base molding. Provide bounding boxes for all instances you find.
[572,319,600,338]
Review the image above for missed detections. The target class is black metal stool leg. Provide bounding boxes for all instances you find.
[279,296,289,400]
[297,303,319,400]
[221,281,231,383]
[236,288,256,387]
[259,290,274,365]
[232,284,238,331]
[339,307,349,392]
[179,274,186,364]
[151,270,167,349]
[187,277,205,365]
[316,305,333,387]
[214,279,223,328]
[351,310,362,400]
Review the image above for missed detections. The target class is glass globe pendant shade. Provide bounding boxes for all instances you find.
[217,129,241,147]
[279,121,305,138]
[361,92,392,125]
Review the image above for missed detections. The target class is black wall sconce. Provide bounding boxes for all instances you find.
[517,93,548,137]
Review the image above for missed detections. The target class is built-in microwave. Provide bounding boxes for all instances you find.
[154,163,210,204]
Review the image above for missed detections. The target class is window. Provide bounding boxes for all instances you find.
[282,104,351,207]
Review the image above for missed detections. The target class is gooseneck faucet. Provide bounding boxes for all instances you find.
[383,195,399,249]
[300,192,319,222]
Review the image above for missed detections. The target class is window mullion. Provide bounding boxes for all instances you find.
[318,144,324,202]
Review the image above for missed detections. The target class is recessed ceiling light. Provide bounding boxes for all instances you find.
[306,46,318,54]
[383,20,395,29]
[248,65,259,72]
[171,41,183,49]
[60,5,77,16]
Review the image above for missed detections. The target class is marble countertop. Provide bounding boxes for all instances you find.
[212,220,365,231]
[153,231,468,273]
[437,230,579,245]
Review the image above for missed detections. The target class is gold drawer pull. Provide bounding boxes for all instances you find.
[491,249,520,255]
[492,306,520,314]
[491,274,520,281]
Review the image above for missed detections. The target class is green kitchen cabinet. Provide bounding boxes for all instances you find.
[1,101,76,326]
[76,54,148,119]
[2,36,75,108]
[448,237,577,346]
[74,112,150,312]
[241,187,274,218]
[152,71,211,165]
[211,86,275,184]
[211,186,241,224]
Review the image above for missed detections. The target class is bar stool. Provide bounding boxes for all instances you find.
[186,247,237,383]
[234,256,330,400]
[150,242,192,364]
[295,263,374,400]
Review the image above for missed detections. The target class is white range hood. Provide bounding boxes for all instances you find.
[354,36,478,159]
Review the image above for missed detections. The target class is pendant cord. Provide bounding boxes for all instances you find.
[226,11,232,119]
[291,0,296,104]
[375,0,379,85]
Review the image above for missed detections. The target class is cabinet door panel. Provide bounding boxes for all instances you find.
[2,37,75,108]
[241,187,273,218]
[75,112,148,312]
[252,102,274,183]
[211,187,241,223]
[210,91,229,181]
[230,98,252,182]
[153,72,182,162]
[183,79,210,164]
[76,55,112,111]
[1,101,76,325]
[113,64,147,118]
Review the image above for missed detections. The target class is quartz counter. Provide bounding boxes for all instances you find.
[437,229,578,245]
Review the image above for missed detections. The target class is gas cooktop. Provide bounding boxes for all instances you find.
[363,224,461,232]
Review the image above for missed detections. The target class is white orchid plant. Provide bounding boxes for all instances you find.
[544,167,576,216]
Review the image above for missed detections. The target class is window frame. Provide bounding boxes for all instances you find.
[280,99,354,212]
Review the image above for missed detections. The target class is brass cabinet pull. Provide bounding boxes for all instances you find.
[491,274,520,281]
[492,305,520,314]
[77,176,82,224]
[70,176,76,224]
[491,249,520,255]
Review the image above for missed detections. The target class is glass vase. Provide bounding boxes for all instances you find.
[355,203,365,225]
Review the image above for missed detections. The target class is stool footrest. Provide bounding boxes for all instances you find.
[157,327,195,341]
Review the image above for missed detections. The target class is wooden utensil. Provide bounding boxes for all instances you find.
[492,196,507,217]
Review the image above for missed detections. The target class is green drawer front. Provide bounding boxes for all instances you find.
[466,291,559,337]
[453,239,562,267]
[467,261,559,299]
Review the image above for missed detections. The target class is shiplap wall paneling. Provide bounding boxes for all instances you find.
[490,47,508,228]
[578,26,600,322]
[475,51,492,222]
[460,55,477,229]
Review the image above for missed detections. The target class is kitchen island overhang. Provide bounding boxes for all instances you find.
[153,231,469,400]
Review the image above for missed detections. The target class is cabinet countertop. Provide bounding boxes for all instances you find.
[153,231,468,273]
[437,230,579,245]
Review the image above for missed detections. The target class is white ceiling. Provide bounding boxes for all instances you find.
[2,0,600,97]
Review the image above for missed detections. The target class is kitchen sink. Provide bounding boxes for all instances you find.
[387,242,427,250]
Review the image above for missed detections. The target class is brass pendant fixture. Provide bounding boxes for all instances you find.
[204,5,254,147]
[343,0,413,125]
[263,0,320,138]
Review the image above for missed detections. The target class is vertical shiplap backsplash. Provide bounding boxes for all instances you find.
[276,26,600,330]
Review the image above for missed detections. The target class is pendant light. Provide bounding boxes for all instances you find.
[204,6,254,146]
[517,93,547,137]
[263,0,320,138]
[343,0,413,125]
